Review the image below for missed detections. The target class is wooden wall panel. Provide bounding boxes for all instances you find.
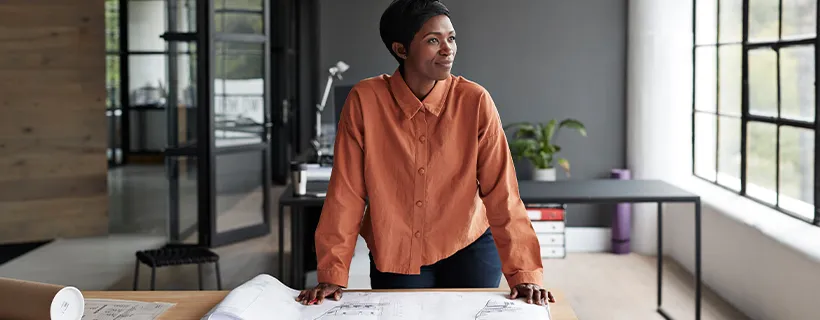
[0,0,108,243]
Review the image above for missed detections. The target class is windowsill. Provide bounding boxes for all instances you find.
[673,175,820,265]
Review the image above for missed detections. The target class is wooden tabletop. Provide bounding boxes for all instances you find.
[83,288,578,320]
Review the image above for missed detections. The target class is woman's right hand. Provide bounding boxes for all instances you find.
[295,283,343,305]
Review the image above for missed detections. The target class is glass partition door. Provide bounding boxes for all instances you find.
[204,0,272,247]
[166,0,272,247]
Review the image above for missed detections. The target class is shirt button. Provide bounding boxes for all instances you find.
[416,200,423,207]
[419,135,426,143]
[415,231,421,238]
[418,167,425,175]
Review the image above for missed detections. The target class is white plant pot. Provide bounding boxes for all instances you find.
[532,168,557,181]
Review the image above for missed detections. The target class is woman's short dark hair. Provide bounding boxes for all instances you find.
[379,0,450,65]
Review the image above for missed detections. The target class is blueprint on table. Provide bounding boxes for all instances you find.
[201,274,551,320]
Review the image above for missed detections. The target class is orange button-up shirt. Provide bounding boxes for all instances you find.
[315,69,543,288]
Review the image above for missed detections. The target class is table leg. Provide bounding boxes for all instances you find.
[295,207,305,289]
[695,199,702,320]
[655,202,674,320]
[278,204,285,280]
[656,200,703,320]
[656,202,664,314]
[290,206,298,288]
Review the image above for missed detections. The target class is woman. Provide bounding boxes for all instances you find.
[296,0,551,306]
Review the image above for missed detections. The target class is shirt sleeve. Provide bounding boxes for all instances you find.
[314,87,368,288]
[475,90,544,288]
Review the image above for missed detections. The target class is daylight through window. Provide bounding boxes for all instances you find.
[693,0,819,225]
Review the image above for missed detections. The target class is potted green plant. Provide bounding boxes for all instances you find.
[505,118,587,181]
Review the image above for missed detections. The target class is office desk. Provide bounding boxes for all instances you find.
[278,179,702,320]
[516,179,702,320]
[83,288,578,320]
[83,291,224,320]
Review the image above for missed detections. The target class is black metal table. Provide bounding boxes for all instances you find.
[517,179,702,320]
[278,179,702,320]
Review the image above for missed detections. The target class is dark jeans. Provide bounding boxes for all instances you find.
[369,228,502,289]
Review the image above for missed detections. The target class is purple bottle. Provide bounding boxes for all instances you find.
[610,169,631,254]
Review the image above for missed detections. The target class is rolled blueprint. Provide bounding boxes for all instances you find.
[0,277,85,320]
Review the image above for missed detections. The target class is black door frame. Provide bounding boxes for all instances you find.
[195,0,273,247]
[270,0,291,185]
[297,0,321,158]
[163,0,318,247]
[270,0,322,183]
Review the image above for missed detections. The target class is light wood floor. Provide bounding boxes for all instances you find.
[532,253,749,320]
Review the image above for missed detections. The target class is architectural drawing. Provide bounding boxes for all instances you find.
[313,301,387,319]
[202,274,550,320]
[474,300,522,319]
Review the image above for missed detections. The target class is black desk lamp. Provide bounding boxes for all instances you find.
[312,61,350,162]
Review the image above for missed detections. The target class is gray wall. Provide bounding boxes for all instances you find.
[319,0,626,227]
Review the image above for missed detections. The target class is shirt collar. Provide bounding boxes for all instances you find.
[388,68,451,119]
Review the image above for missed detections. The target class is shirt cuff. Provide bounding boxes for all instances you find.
[505,270,544,288]
[317,268,350,288]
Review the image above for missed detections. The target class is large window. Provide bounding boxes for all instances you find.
[693,0,819,225]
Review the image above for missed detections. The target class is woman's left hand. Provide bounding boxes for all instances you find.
[510,283,555,305]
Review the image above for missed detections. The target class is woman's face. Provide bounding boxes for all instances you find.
[400,15,457,81]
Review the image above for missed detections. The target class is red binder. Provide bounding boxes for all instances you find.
[526,206,565,221]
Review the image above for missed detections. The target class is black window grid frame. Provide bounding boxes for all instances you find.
[691,0,820,226]
[106,0,201,164]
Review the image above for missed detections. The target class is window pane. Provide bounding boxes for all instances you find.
[782,0,817,40]
[696,0,718,45]
[718,116,742,190]
[695,46,717,112]
[174,45,197,106]
[215,0,264,34]
[128,54,168,106]
[215,0,263,10]
[749,0,780,43]
[128,0,168,52]
[215,42,264,80]
[719,45,741,115]
[171,44,197,145]
[105,0,119,52]
[171,156,198,241]
[746,122,778,204]
[719,0,743,43]
[106,53,122,163]
[214,41,265,147]
[748,48,778,117]
[106,55,120,109]
[779,126,815,219]
[215,151,265,233]
[171,0,197,33]
[780,45,815,122]
[695,113,718,181]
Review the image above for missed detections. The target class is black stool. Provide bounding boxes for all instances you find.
[133,244,222,290]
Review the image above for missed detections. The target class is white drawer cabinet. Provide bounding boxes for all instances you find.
[527,204,567,259]
[539,245,566,259]
[532,221,565,233]
[536,233,565,246]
